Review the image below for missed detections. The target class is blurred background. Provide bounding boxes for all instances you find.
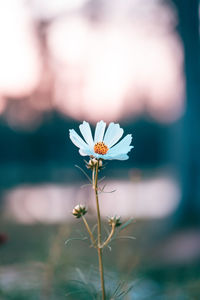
[0,0,200,299]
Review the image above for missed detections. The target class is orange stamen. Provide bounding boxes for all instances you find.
[94,142,109,155]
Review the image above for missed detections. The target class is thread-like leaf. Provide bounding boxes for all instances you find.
[113,235,136,241]
[99,176,106,183]
[76,267,88,284]
[81,183,92,189]
[119,218,134,232]
[99,183,116,194]
[75,164,92,183]
[65,236,88,246]
[107,245,112,251]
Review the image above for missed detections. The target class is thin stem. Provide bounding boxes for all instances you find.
[94,161,106,300]
[95,162,101,247]
[82,216,96,247]
[92,167,95,189]
[101,223,115,249]
[98,247,105,299]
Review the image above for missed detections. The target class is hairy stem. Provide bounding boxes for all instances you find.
[94,161,106,300]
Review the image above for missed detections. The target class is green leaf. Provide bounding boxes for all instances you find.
[91,223,97,234]
[75,164,92,183]
[111,280,134,299]
[76,267,88,284]
[81,183,92,189]
[113,235,136,241]
[117,283,135,298]
[107,245,112,251]
[119,218,135,232]
[112,281,125,297]
[98,176,106,183]
[65,236,88,246]
[99,183,116,194]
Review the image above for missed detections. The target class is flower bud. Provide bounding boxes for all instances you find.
[72,204,87,218]
[108,216,121,227]
[86,158,103,170]
[91,158,98,165]
[98,159,103,167]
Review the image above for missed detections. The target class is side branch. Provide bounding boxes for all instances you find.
[82,216,97,247]
[101,223,115,248]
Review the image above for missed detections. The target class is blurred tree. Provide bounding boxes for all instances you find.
[173,0,200,225]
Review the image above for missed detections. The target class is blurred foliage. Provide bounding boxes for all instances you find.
[1,220,200,299]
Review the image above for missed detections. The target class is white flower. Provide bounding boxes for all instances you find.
[69,120,133,160]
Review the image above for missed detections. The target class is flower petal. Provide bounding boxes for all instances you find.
[105,153,129,160]
[94,120,106,143]
[69,129,88,149]
[79,121,94,147]
[103,122,124,147]
[93,152,129,160]
[79,149,88,156]
[108,134,133,156]
[81,148,94,156]
[69,121,133,160]
[113,153,129,160]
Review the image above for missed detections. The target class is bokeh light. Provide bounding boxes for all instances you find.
[0,0,185,125]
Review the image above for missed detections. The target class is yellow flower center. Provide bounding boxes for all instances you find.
[94,142,109,155]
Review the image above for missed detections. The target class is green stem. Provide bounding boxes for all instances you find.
[98,247,105,299]
[94,161,106,300]
[92,167,95,189]
[101,223,115,249]
[82,216,96,247]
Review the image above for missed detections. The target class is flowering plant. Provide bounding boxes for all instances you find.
[69,120,134,299]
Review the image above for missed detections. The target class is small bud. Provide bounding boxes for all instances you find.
[108,216,121,227]
[72,204,87,218]
[98,159,103,167]
[91,158,98,165]
[86,158,103,170]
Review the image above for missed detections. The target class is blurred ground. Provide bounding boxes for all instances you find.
[1,217,200,300]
